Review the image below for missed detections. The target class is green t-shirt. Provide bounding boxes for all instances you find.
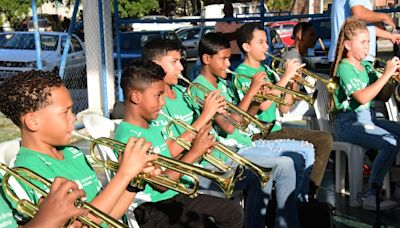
[152,85,199,138]
[14,146,102,205]
[191,75,253,147]
[234,63,282,132]
[0,185,17,228]
[333,59,378,113]
[114,121,178,204]
[151,85,227,166]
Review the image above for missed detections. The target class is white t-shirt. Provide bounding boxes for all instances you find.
[328,0,376,62]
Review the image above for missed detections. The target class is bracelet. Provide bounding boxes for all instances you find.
[126,184,143,193]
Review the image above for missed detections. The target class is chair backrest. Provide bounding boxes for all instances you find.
[385,95,399,122]
[313,80,333,134]
[0,139,31,202]
[83,114,120,182]
[0,139,21,167]
[83,115,140,228]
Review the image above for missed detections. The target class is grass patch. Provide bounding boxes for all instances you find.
[0,113,20,142]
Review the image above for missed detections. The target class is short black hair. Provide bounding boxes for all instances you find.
[198,32,230,65]
[291,22,314,40]
[236,22,264,54]
[121,60,165,98]
[0,70,64,127]
[142,38,184,62]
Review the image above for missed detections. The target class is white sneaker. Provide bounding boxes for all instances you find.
[362,194,398,211]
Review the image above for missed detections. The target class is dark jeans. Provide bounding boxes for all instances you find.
[133,194,243,228]
[265,127,333,191]
[333,109,400,188]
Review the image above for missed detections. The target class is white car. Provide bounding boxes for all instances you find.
[0,31,88,112]
[0,31,86,81]
[132,15,189,31]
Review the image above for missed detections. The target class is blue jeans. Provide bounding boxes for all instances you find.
[250,139,315,199]
[333,109,400,190]
[198,150,299,228]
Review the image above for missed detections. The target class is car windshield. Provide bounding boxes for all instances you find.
[0,33,58,51]
[117,32,163,52]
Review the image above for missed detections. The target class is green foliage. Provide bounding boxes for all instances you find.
[267,0,291,11]
[113,0,159,18]
[0,0,31,28]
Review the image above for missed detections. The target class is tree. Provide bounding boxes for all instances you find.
[0,0,31,28]
[0,0,60,29]
[112,0,159,18]
[267,0,291,12]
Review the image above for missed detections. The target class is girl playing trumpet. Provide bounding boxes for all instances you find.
[331,17,400,210]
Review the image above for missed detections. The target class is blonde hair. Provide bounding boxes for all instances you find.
[330,17,368,77]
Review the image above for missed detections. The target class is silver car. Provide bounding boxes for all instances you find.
[0,31,86,82]
[176,26,214,60]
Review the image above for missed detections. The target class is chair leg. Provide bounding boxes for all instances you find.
[383,174,391,200]
[348,147,366,207]
[335,149,347,194]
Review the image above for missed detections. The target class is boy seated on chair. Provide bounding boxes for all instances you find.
[114,60,243,228]
[234,22,333,199]
[0,176,87,227]
[141,37,302,228]
[0,70,161,225]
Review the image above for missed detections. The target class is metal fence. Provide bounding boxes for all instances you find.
[0,0,89,142]
[0,0,88,114]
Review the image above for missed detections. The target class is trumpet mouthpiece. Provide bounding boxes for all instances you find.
[178,74,185,80]
[225,69,237,75]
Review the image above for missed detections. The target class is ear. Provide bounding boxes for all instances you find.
[242,42,251,53]
[129,90,141,104]
[202,54,212,65]
[22,113,40,132]
[343,40,351,51]
[296,29,303,41]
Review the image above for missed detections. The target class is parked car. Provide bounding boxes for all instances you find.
[303,17,331,73]
[0,31,86,81]
[176,25,214,59]
[113,30,182,67]
[132,15,189,31]
[0,31,87,112]
[267,21,297,46]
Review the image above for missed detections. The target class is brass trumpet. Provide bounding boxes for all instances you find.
[160,112,275,189]
[178,74,274,138]
[72,132,242,198]
[266,52,339,94]
[0,163,126,228]
[229,69,318,106]
[368,54,400,84]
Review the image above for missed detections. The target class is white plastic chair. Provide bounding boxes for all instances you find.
[0,139,31,203]
[313,81,391,207]
[385,96,400,166]
[83,114,140,228]
[83,114,121,183]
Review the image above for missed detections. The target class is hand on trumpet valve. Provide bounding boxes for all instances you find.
[192,125,218,156]
[35,177,88,228]
[120,137,159,179]
[384,56,400,77]
[283,59,306,80]
[204,90,227,117]
[260,82,281,96]
[248,72,268,95]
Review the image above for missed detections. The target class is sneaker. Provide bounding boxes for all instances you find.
[362,194,398,211]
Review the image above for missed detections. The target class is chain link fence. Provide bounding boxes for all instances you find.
[0,2,89,142]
